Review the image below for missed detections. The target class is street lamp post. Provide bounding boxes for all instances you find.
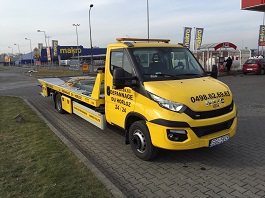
[89,4,94,73]
[14,43,21,65]
[46,36,51,47]
[25,38,33,66]
[37,30,47,48]
[193,27,196,53]
[73,24,80,67]
[37,30,49,65]
[258,13,265,55]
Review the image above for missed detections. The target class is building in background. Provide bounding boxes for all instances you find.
[38,46,106,65]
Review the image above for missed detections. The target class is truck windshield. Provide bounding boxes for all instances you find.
[131,47,204,80]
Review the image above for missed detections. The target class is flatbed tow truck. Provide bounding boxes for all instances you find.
[39,38,237,160]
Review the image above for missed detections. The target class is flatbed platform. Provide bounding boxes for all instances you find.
[38,75,105,107]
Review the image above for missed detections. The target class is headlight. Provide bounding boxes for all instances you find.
[149,92,186,112]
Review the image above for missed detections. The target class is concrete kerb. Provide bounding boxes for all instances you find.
[22,98,126,198]
[218,70,243,77]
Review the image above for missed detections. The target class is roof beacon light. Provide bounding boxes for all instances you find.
[116,38,170,43]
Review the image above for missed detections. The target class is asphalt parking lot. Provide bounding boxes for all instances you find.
[1,66,265,198]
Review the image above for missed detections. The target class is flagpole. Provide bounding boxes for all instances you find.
[147,0,150,41]
[261,12,265,56]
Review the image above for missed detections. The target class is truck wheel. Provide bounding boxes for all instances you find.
[55,93,65,114]
[129,121,158,161]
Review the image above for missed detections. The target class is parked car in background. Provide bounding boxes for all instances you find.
[69,59,80,70]
[242,58,265,75]
[60,60,70,66]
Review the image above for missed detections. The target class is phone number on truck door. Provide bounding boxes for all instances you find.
[190,91,230,103]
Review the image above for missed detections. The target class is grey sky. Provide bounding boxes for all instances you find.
[0,0,263,54]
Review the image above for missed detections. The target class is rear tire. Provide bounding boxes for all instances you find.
[260,68,265,75]
[55,93,65,114]
[129,121,158,161]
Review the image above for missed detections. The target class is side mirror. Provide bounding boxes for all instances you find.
[211,65,218,79]
[113,68,126,89]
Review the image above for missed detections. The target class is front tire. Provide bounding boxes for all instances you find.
[129,121,158,161]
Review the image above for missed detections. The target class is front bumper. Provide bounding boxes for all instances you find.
[243,67,259,73]
[147,116,237,150]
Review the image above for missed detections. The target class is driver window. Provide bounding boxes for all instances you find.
[123,53,133,76]
[110,50,133,77]
[110,51,123,71]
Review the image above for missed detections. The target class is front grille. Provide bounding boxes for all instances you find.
[191,118,234,137]
[184,101,234,119]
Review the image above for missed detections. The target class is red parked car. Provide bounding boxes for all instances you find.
[242,58,265,75]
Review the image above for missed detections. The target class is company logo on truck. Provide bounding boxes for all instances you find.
[73,105,101,124]
[110,89,133,100]
[110,88,133,111]
[205,98,225,107]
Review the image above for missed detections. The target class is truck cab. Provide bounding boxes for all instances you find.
[105,38,236,160]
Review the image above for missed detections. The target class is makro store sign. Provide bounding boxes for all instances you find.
[58,46,84,56]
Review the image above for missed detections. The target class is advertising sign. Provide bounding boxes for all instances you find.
[183,27,192,49]
[195,28,204,50]
[5,56,10,62]
[33,47,40,59]
[52,40,58,56]
[259,25,265,46]
[58,46,84,55]
[47,47,51,61]
[34,60,41,66]
[38,43,43,50]
[82,63,89,74]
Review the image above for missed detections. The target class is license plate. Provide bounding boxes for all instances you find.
[247,68,252,70]
[209,134,230,147]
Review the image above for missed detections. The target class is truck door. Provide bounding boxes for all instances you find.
[105,49,135,128]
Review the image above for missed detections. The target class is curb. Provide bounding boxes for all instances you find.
[218,71,243,77]
[23,98,126,198]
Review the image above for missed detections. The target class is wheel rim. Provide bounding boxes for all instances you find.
[132,129,146,153]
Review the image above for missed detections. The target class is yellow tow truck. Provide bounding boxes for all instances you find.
[39,38,237,160]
